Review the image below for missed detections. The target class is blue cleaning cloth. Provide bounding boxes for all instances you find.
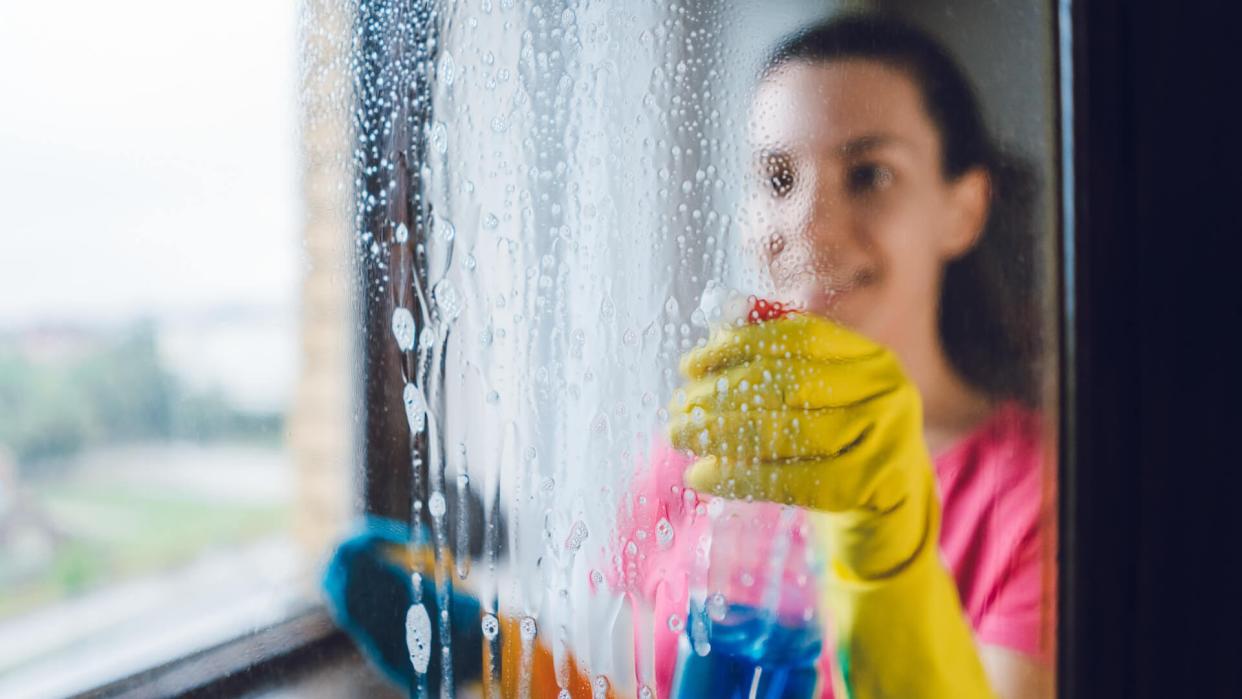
[322,516,483,695]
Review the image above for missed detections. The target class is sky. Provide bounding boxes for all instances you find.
[0,0,301,327]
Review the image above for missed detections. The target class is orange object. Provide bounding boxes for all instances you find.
[494,614,619,698]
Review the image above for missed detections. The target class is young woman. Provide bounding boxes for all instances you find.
[622,14,1051,699]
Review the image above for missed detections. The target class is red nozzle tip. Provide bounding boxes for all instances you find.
[746,297,798,324]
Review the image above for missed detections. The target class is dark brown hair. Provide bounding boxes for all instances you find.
[765,14,1043,404]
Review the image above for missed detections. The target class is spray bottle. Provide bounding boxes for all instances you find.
[670,288,824,699]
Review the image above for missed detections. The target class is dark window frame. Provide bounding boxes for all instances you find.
[1056,0,1242,697]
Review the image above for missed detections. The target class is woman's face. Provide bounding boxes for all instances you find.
[746,59,987,347]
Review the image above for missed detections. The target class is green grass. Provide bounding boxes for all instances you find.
[0,485,291,620]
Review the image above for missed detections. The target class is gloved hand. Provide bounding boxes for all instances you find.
[322,517,483,695]
[669,312,996,699]
[324,517,613,699]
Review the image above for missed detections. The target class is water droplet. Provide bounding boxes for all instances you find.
[465,252,477,270]
[589,569,605,586]
[707,592,727,621]
[405,604,432,674]
[438,51,456,86]
[391,307,416,351]
[394,222,409,243]
[600,295,615,319]
[691,612,712,656]
[665,296,680,316]
[428,491,446,518]
[558,691,571,699]
[487,389,500,404]
[438,217,456,242]
[667,614,684,632]
[655,517,674,548]
[565,520,589,551]
[591,413,608,434]
[419,325,437,350]
[433,278,462,321]
[483,212,499,229]
[519,616,537,641]
[625,540,638,556]
[403,383,427,434]
[430,121,448,154]
[481,613,499,640]
[682,488,696,509]
[640,686,655,699]
[593,675,609,699]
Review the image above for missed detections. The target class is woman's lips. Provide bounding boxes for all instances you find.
[789,284,863,317]
[779,270,871,315]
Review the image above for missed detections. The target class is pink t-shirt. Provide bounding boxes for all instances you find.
[615,401,1049,697]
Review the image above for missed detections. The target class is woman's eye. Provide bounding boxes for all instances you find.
[768,169,794,197]
[847,163,895,193]
[761,153,795,198]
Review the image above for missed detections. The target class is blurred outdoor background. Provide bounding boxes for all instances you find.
[0,1,355,696]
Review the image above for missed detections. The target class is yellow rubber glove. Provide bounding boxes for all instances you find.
[669,312,996,699]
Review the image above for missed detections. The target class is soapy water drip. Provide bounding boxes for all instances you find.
[393,307,416,351]
[404,383,428,434]
[428,491,446,518]
[520,616,538,641]
[565,520,589,551]
[655,517,675,549]
[405,603,432,674]
[482,613,500,640]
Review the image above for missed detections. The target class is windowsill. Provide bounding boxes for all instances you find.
[0,536,315,699]
[75,605,345,699]
[242,638,405,699]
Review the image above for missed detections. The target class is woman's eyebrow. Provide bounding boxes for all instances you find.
[837,133,908,156]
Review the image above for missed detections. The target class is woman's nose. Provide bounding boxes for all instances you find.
[799,188,863,261]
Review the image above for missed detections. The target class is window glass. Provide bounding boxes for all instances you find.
[0,0,1057,695]
[352,0,1057,697]
[0,1,355,695]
